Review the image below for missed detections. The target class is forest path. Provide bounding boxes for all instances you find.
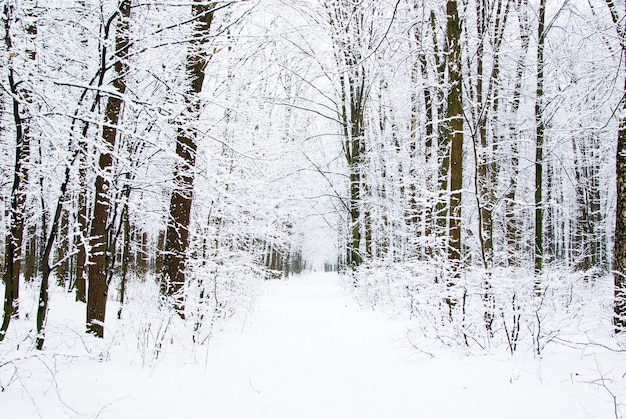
[197,273,593,419]
[5,272,608,418]
[202,272,428,418]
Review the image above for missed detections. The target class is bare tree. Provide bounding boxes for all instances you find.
[161,1,217,316]
[534,0,546,286]
[445,0,463,307]
[0,2,36,341]
[86,0,131,338]
[605,0,626,332]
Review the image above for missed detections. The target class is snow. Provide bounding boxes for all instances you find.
[2,273,624,418]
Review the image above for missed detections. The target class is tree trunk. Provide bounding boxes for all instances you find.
[117,199,130,320]
[605,0,626,332]
[615,109,626,331]
[75,183,88,302]
[506,0,530,268]
[86,0,131,338]
[161,1,216,316]
[36,152,77,350]
[325,1,368,269]
[446,0,463,272]
[0,4,35,340]
[534,0,546,284]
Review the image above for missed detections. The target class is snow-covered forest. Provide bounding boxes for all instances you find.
[2,0,626,417]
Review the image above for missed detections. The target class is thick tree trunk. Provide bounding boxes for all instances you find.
[161,1,216,316]
[86,0,131,338]
[444,0,463,314]
[446,0,463,268]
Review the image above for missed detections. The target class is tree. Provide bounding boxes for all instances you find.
[605,0,626,331]
[504,0,531,269]
[161,1,217,316]
[324,0,370,269]
[86,0,131,338]
[0,2,36,340]
[534,0,546,283]
[445,0,463,297]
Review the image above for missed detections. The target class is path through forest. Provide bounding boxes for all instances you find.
[203,273,424,418]
[193,273,599,419]
[4,273,613,418]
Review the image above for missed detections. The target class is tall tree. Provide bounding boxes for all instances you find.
[323,0,369,269]
[446,0,463,279]
[161,1,216,316]
[504,0,530,268]
[86,0,131,337]
[605,0,626,331]
[74,0,90,304]
[0,2,36,340]
[534,0,546,282]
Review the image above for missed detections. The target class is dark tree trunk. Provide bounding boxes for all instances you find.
[325,1,368,269]
[0,4,34,340]
[86,0,131,338]
[446,0,463,271]
[161,1,216,316]
[36,151,77,350]
[605,0,626,332]
[534,0,546,285]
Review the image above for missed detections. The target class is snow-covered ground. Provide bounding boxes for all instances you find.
[2,273,624,418]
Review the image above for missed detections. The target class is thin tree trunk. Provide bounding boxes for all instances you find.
[0,4,34,340]
[506,0,530,268]
[615,107,626,330]
[36,152,79,350]
[117,199,130,320]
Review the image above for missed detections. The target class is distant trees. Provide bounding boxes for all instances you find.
[290,0,619,281]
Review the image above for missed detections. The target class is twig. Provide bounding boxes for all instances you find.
[248,373,261,394]
[405,329,435,358]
